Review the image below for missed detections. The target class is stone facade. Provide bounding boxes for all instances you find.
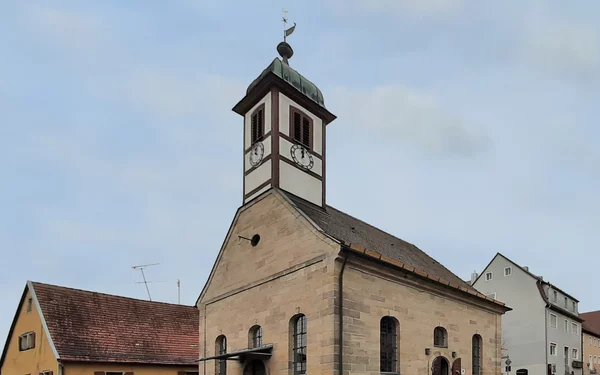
[197,190,506,375]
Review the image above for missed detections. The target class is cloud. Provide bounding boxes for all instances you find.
[328,84,492,157]
[522,16,600,83]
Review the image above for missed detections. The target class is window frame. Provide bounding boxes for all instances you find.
[564,319,569,333]
[380,316,399,374]
[550,342,557,356]
[573,348,578,360]
[553,290,557,302]
[550,313,557,328]
[472,334,483,375]
[573,301,577,312]
[485,272,493,281]
[504,267,512,277]
[289,106,313,150]
[18,331,35,351]
[249,325,263,348]
[26,298,32,313]
[291,314,307,375]
[215,335,227,375]
[572,323,578,335]
[433,326,448,348]
[250,104,266,145]
[564,296,568,308]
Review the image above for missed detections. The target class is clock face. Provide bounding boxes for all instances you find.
[249,142,264,167]
[290,144,314,170]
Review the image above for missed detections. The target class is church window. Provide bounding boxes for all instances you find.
[291,314,307,375]
[433,326,447,348]
[380,316,398,373]
[251,105,265,144]
[472,334,482,375]
[290,107,312,149]
[249,325,263,348]
[215,335,227,375]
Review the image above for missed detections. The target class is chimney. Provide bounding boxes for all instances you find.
[471,271,478,285]
[523,266,529,271]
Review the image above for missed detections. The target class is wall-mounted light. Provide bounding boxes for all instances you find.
[425,348,431,355]
[452,351,457,358]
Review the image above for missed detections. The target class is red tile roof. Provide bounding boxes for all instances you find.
[581,311,600,337]
[32,282,198,365]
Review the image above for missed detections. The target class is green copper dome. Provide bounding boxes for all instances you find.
[246,58,325,108]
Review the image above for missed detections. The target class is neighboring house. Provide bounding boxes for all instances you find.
[473,253,583,375]
[196,36,511,375]
[580,311,600,374]
[1,281,199,375]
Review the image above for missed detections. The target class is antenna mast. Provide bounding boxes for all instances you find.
[132,263,160,301]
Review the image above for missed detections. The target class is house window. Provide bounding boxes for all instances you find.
[573,301,577,312]
[380,316,398,373]
[573,348,578,360]
[26,298,32,313]
[550,314,557,328]
[564,320,569,332]
[504,267,512,276]
[550,343,557,356]
[553,290,557,302]
[485,272,493,281]
[290,107,312,149]
[472,334,482,375]
[291,314,307,375]
[433,327,448,348]
[572,323,578,335]
[564,297,568,308]
[249,325,263,348]
[215,335,227,375]
[250,105,265,144]
[18,332,35,351]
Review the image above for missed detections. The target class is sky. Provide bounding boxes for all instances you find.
[1,0,599,345]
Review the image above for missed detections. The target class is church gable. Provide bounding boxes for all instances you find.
[199,190,340,303]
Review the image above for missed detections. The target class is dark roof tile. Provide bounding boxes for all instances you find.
[32,282,198,365]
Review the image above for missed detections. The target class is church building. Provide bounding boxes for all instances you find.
[196,29,511,375]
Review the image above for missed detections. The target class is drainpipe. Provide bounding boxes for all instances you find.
[338,252,349,375]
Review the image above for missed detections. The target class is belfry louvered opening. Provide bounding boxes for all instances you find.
[290,107,312,149]
[251,104,265,144]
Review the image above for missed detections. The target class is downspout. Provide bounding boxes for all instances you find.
[338,252,349,375]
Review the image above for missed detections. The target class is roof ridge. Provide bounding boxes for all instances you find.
[324,204,473,289]
[30,281,197,309]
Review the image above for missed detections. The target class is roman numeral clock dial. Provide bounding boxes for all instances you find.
[290,144,314,170]
[249,141,264,167]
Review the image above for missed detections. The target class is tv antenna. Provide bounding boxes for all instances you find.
[132,263,159,301]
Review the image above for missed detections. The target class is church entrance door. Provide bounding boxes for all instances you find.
[432,356,449,375]
[244,359,266,375]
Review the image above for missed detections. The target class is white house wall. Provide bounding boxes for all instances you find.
[244,160,271,195]
[474,255,547,375]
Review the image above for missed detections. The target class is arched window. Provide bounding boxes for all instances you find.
[249,325,263,348]
[472,334,482,375]
[380,316,398,373]
[291,314,307,375]
[215,335,227,375]
[434,327,448,348]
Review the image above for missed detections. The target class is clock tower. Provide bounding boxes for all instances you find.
[232,31,336,208]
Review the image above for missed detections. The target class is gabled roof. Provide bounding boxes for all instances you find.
[3,281,199,366]
[581,311,600,338]
[286,193,475,291]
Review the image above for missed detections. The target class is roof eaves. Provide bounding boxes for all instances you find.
[341,242,509,310]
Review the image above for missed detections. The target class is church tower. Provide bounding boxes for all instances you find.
[232,27,336,208]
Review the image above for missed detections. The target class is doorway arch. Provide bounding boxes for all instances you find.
[243,359,266,375]
[432,356,449,375]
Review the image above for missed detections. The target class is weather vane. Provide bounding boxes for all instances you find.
[282,8,296,42]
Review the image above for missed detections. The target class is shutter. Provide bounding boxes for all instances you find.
[257,109,263,140]
[293,112,301,142]
[48,372,54,375]
[302,117,310,147]
[251,113,258,143]
[31,332,36,349]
